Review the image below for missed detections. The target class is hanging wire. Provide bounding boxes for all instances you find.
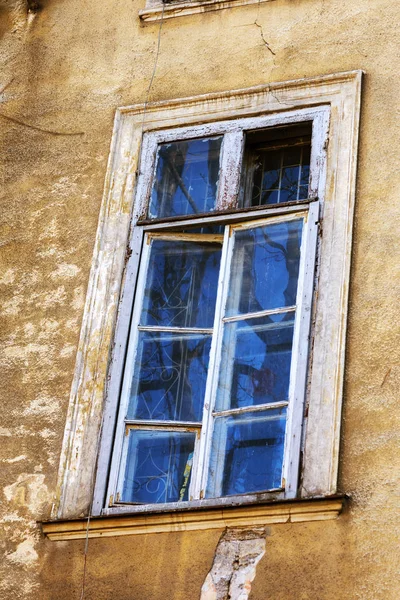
[141,2,166,133]
[79,6,165,599]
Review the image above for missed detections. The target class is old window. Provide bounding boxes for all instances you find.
[51,73,361,524]
[100,116,323,510]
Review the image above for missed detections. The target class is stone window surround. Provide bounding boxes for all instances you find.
[47,71,362,539]
[139,0,276,23]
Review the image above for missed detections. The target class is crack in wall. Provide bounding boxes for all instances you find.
[200,528,267,600]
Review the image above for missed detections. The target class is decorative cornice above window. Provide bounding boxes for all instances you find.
[139,0,276,23]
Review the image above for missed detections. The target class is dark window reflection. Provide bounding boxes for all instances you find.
[128,332,212,422]
[226,219,303,317]
[215,314,294,411]
[251,144,310,206]
[141,239,222,329]
[122,430,196,503]
[207,409,286,497]
[149,137,222,219]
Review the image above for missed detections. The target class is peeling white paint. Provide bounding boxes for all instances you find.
[2,343,52,365]
[23,393,60,417]
[1,296,24,316]
[0,268,15,285]
[1,512,24,523]
[32,286,67,309]
[24,323,36,338]
[39,218,59,240]
[2,455,26,464]
[71,285,85,310]
[50,262,81,280]
[0,427,12,437]
[60,344,77,358]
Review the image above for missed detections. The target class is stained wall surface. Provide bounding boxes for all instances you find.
[0,0,399,598]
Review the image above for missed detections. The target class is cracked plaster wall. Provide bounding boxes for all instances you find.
[0,0,399,598]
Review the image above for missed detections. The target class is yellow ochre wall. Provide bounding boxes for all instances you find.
[0,0,399,598]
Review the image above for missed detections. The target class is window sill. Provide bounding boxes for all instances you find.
[139,0,275,23]
[42,496,345,541]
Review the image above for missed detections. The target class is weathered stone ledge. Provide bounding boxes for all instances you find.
[42,496,345,540]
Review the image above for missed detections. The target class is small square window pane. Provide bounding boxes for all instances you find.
[262,169,280,190]
[243,135,311,208]
[207,408,287,497]
[260,189,280,205]
[141,239,222,329]
[121,430,196,503]
[280,165,301,202]
[300,164,310,188]
[215,314,294,411]
[298,185,308,200]
[127,332,211,422]
[225,219,303,317]
[149,137,222,219]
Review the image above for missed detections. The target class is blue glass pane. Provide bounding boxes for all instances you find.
[249,143,310,207]
[226,219,303,317]
[127,332,211,422]
[207,408,287,497]
[141,239,221,328]
[215,314,294,411]
[262,169,280,190]
[122,430,196,503]
[149,137,222,218]
[279,166,301,202]
[261,190,280,205]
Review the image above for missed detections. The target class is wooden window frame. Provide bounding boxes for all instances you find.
[51,72,362,522]
[98,111,324,514]
[104,204,318,512]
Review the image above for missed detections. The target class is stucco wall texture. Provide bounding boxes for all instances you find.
[0,0,399,598]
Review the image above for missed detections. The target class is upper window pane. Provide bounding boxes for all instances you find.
[148,137,223,219]
[141,238,222,328]
[225,219,303,317]
[240,123,312,208]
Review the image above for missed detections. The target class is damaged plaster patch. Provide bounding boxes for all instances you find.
[6,537,38,566]
[200,528,267,600]
[0,268,15,285]
[50,262,81,280]
[3,473,48,514]
[2,455,26,464]
[23,392,60,417]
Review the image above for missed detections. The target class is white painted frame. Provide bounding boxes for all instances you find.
[106,206,318,509]
[52,72,362,520]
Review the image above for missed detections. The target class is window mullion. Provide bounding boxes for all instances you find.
[216,130,245,211]
[282,200,320,498]
[190,225,232,499]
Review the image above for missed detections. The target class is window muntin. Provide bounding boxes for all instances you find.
[105,114,323,510]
